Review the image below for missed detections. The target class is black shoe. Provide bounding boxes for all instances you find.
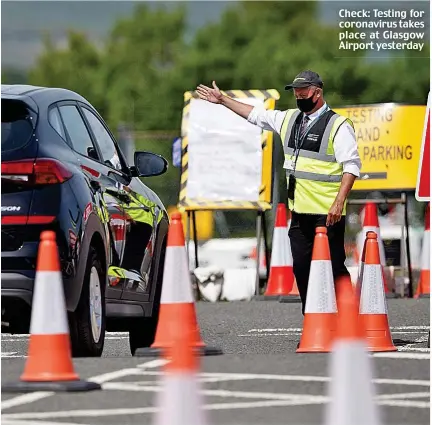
[296,342,300,349]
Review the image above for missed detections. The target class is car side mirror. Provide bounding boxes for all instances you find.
[132,151,168,177]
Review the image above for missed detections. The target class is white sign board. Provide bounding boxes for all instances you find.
[186,97,264,202]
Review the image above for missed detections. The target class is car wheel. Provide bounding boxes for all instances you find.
[129,241,166,356]
[69,246,106,357]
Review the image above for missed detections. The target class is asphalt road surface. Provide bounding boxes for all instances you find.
[2,298,430,425]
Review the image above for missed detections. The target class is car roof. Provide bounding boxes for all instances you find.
[1,84,91,108]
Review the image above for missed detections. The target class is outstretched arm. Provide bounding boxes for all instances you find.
[196,81,285,134]
[196,81,254,119]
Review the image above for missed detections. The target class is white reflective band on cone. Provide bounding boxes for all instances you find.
[160,247,194,304]
[359,264,388,315]
[270,227,293,267]
[304,260,337,314]
[29,271,70,335]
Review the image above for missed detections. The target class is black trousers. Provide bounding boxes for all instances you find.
[288,211,350,315]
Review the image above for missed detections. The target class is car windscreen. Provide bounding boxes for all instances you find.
[1,99,36,152]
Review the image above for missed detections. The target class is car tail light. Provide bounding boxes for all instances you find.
[1,158,72,185]
[1,215,55,225]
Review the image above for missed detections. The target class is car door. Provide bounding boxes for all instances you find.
[78,104,158,302]
[55,102,123,299]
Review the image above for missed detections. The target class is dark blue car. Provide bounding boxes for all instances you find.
[1,84,169,357]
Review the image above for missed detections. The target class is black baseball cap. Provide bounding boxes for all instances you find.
[285,70,324,90]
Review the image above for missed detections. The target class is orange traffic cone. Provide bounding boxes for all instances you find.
[358,203,395,297]
[325,275,381,425]
[2,231,101,393]
[415,203,430,298]
[135,212,222,357]
[255,204,294,300]
[359,232,397,352]
[152,307,207,425]
[296,227,338,353]
[279,278,302,303]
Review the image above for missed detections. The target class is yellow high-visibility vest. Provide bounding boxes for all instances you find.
[280,108,354,215]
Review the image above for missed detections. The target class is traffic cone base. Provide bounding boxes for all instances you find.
[135,304,223,357]
[255,267,294,301]
[153,303,205,349]
[278,295,301,303]
[359,203,391,294]
[2,379,101,393]
[1,231,101,393]
[267,267,295,295]
[256,204,294,300]
[296,313,337,352]
[360,314,397,352]
[21,334,78,382]
[137,345,223,357]
[359,232,397,353]
[297,227,338,353]
[135,213,223,357]
[279,279,301,303]
[254,295,282,301]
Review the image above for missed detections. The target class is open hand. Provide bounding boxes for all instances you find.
[196,81,223,104]
[326,200,343,226]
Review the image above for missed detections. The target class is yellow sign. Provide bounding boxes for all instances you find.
[167,206,214,241]
[333,103,426,191]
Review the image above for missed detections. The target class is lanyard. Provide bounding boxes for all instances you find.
[291,105,330,171]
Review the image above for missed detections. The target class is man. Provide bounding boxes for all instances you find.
[196,70,361,314]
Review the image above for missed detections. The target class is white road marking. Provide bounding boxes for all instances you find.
[375,392,430,400]
[238,333,301,337]
[1,332,129,338]
[378,400,430,408]
[1,336,128,342]
[101,383,431,406]
[372,352,430,360]
[137,359,168,369]
[102,383,328,401]
[396,334,430,352]
[240,330,429,336]
[2,395,429,421]
[1,361,165,411]
[2,420,91,425]
[130,370,431,387]
[246,326,430,333]
[1,352,25,358]
[1,393,54,411]
[397,347,431,353]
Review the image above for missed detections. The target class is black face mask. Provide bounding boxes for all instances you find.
[296,95,318,113]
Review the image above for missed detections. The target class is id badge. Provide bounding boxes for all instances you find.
[283,158,295,171]
[287,174,296,200]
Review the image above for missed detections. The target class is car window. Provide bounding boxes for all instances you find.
[1,99,35,152]
[81,108,122,171]
[48,107,66,140]
[58,105,98,159]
